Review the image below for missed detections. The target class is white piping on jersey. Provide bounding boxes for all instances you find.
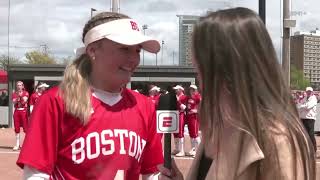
[23,165,50,180]
[91,87,123,106]
[55,166,66,180]
[51,173,57,180]
[51,168,58,180]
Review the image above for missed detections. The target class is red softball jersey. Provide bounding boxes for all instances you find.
[187,93,201,114]
[12,91,29,109]
[29,92,42,106]
[17,87,163,180]
[176,94,188,112]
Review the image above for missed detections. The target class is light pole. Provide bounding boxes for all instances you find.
[7,0,11,128]
[161,40,164,65]
[7,0,10,71]
[172,51,175,65]
[91,8,97,18]
[259,0,266,24]
[142,24,148,65]
[111,0,120,13]
[282,0,295,86]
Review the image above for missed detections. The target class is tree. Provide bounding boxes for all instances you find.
[290,65,310,90]
[0,55,23,70]
[60,56,74,65]
[25,50,57,64]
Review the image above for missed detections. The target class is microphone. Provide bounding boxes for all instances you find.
[156,86,179,169]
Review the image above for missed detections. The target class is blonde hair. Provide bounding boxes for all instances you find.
[59,12,130,124]
[16,81,25,90]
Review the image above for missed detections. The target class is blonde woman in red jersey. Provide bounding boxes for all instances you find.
[12,81,29,151]
[17,12,163,180]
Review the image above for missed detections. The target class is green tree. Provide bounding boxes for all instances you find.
[25,50,57,64]
[0,55,23,70]
[290,65,310,90]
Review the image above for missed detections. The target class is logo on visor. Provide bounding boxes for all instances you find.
[130,21,140,31]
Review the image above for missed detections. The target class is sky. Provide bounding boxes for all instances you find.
[0,0,319,65]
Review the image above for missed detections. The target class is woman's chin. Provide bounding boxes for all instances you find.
[116,77,131,88]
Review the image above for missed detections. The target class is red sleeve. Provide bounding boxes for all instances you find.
[12,93,17,103]
[155,95,160,108]
[176,95,187,111]
[182,95,188,104]
[29,94,35,105]
[176,96,182,106]
[17,89,62,174]
[139,99,164,174]
[195,94,201,104]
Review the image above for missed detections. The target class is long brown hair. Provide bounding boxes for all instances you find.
[59,12,130,124]
[192,7,315,179]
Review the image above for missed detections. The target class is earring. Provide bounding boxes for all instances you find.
[92,56,95,60]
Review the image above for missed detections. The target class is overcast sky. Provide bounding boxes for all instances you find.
[0,0,319,65]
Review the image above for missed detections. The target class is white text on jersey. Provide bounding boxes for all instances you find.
[71,129,147,164]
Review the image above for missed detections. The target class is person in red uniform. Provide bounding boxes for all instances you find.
[148,85,161,109]
[17,11,163,180]
[172,85,188,157]
[29,82,49,113]
[185,84,201,157]
[12,81,29,151]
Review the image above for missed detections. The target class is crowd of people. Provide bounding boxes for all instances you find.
[292,89,320,104]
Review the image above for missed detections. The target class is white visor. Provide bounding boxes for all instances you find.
[306,87,313,92]
[38,83,49,88]
[76,19,160,57]
[149,86,160,92]
[173,85,184,91]
[190,85,197,90]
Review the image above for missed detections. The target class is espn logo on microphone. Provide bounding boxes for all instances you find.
[156,110,179,133]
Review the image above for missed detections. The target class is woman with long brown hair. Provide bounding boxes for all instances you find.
[159,7,316,180]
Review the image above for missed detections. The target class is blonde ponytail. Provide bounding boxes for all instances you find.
[59,54,92,124]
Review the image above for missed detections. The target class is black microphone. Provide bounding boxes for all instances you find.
[157,86,178,170]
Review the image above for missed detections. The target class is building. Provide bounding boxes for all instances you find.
[291,29,320,88]
[6,64,197,127]
[177,15,199,66]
